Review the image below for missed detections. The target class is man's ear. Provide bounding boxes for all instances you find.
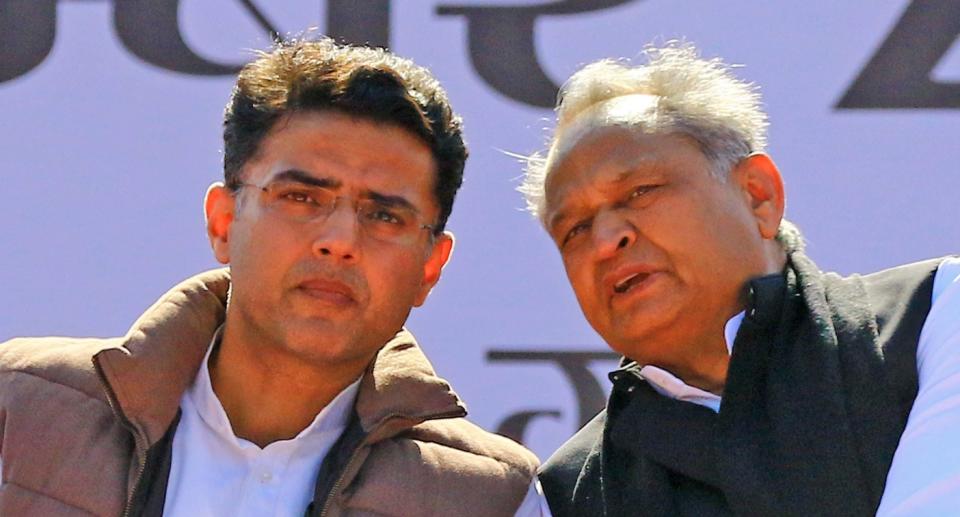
[732,154,785,240]
[204,182,235,264]
[414,231,455,307]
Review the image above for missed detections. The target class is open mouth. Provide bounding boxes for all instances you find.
[297,279,356,305]
[613,272,650,294]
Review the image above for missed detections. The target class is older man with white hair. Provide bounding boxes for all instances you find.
[523,44,960,516]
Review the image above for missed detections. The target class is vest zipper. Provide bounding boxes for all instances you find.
[318,451,362,517]
[317,409,465,516]
[93,360,150,517]
[122,439,149,517]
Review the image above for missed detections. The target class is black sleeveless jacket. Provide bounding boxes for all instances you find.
[539,253,943,517]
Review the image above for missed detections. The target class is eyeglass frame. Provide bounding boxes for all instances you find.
[228,179,440,245]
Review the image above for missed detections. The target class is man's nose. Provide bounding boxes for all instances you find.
[311,200,360,261]
[592,209,636,260]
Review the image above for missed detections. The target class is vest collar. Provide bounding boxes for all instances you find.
[92,269,466,448]
[93,269,229,445]
[743,271,788,329]
[355,329,467,442]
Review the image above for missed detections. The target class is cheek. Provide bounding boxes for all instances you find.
[563,256,600,307]
[370,253,427,302]
[653,197,732,261]
[231,222,299,278]
[674,211,757,283]
[225,224,254,269]
[561,255,582,288]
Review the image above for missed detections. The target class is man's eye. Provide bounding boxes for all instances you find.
[365,208,406,226]
[628,185,656,200]
[562,221,590,247]
[280,191,318,204]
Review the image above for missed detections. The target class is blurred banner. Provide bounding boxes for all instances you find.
[1,0,958,460]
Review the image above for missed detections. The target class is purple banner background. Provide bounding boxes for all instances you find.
[2,0,958,459]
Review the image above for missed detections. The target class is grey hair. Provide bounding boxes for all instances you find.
[520,42,768,222]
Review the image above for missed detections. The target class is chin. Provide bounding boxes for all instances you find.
[283,322,379,365]
[601,321,672,361]
[283,337,368,368]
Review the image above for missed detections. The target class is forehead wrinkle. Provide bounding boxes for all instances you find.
[547,207,573,235]
[547,94,661,173]
[545,135,664,235]
[269,168,341,188]
[366,190,419,214]
[271,148,425,193]
[255,111,435,184]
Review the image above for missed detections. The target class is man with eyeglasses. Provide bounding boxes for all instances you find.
[0,39,545,516]
[522,44,960,516]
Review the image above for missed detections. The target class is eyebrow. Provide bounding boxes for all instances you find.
[546,168,649,233]
[547,210,570,235]
[270,169,340,189]
[367,190,419,214]
[271,168,420,214]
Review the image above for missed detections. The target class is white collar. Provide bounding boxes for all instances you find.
[637,311,745,413]
[187,328,361,450]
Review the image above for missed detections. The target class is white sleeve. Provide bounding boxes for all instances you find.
[513,477,554,517]
[877,257,960,516]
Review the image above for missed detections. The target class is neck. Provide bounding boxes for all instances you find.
[210,320,366,448]
[667,332,731,395]
[679,247,787,395]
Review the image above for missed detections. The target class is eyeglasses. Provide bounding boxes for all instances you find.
[232,180,438,246]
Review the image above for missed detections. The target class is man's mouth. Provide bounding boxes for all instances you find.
[296,279,356,305]
[613,272,650,294]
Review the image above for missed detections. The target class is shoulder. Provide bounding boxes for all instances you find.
[539,411,606,508]
[818,257,946,336]
[0,337,133,517]
[859,257,944,301]
[350,416,539,516]
[399,416,538,479]
[824,257,953,409]
[818,257,943,312]
[855,257,948,339]
[0,336,118,440]
[0,336,119,404]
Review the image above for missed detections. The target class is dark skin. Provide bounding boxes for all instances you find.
[544,126,786,394]
[204,112,453,446]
